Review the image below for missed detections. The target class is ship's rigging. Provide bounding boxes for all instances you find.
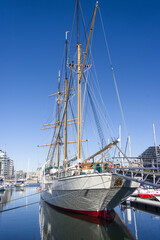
[38,0,129,169]
[39,0,140,219]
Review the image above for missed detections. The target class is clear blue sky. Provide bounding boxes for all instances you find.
[0,0,160,171]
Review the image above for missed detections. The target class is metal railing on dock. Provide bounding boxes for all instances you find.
[112,158,160,188]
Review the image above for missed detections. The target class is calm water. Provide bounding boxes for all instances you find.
[0,186,160,240]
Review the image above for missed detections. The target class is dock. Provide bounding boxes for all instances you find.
[124,196,160,215]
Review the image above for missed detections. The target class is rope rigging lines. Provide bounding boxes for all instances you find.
[42,0,130,167]
[83,74,106,149]
[98,6,128,139]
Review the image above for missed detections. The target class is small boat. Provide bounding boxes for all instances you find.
[138,187,160,199]
[0,178,5,191]
[0,185,5,191]
[14,179,27,188]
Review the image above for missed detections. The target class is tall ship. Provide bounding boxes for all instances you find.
[40,0,139,218]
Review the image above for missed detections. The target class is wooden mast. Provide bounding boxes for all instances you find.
[64,31,69,169]
[57,71,61,167]
[77,44,81,161]
[77,1,98,162]
[77,0,82,162]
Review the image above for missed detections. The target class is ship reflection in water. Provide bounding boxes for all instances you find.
[39,200,135,240]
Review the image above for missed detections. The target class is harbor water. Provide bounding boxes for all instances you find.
[0,185,160,240]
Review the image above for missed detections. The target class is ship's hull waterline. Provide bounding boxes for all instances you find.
[41,172,138,218]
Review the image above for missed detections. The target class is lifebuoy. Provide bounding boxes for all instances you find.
[103,161,114,172]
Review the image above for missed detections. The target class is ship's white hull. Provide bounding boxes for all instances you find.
[41,173,139,217]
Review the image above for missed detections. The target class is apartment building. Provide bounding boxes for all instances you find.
[0,150,14,179]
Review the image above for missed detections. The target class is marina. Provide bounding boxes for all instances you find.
[0,0,160,239]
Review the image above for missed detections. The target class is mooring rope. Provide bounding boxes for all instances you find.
[0,201,40,213]
[0,189,43,205]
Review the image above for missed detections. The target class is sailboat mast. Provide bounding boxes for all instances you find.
[77,0,82,161]
[77,43,82,161]
[57,71,61,167]
[153,123,158,169]
[64,32,69,169]
[77,1,98,162]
